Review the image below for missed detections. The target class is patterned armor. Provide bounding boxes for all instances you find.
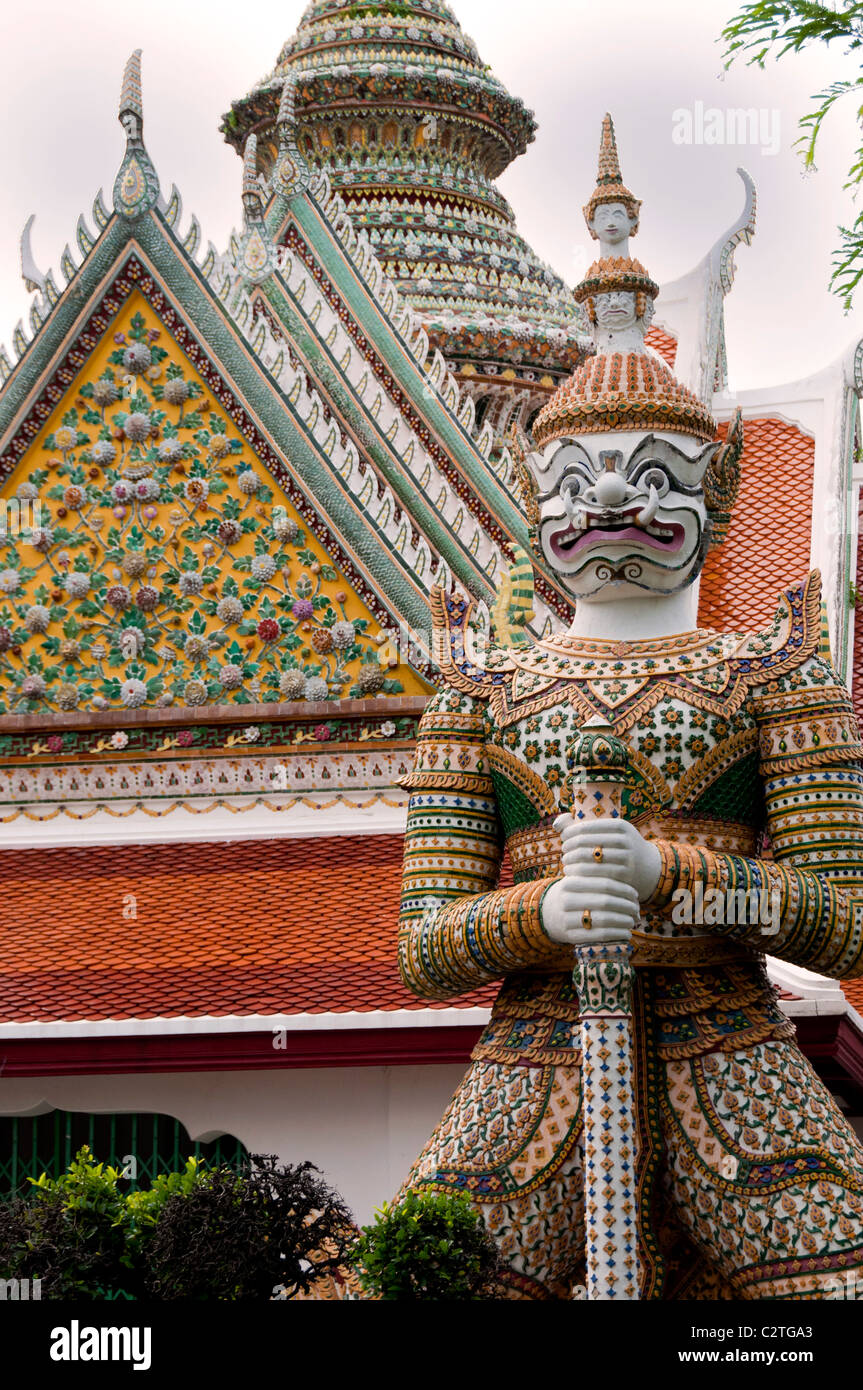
[397,573,863,1299]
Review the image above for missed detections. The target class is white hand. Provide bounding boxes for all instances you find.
[556,815,661,900]
[542,873,639,947]
[541,815,661,948]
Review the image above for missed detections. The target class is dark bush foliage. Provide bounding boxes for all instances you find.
[144,1154,355,1301]
[0,1147,354,1301]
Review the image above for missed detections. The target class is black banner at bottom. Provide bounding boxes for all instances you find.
[0,1298,853,1379]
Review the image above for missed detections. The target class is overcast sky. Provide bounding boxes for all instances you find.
[0,0,860,389]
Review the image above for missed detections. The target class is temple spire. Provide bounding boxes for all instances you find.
[583,113,641,256]
[112,50,160,221]
[119,49,144,128]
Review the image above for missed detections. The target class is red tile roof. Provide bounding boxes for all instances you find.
[698,418,814,633]
[843,980,863,1015]
[645,325,677,368]
[0,835,496,1025]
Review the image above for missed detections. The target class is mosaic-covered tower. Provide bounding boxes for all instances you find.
[222,0,586,439]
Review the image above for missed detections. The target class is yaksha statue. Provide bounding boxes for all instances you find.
[396,115,863,1299]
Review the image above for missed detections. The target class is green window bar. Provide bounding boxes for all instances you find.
[0,1111,249,1195]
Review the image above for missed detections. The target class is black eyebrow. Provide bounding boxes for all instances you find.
[536,463,594,505]
[626,457,703,496]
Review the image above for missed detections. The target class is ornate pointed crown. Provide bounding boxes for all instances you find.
[532,351,717,446]
[533,115,719,449]
[583,113,642,235]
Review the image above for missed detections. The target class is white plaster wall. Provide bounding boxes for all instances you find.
[0,1064,465,1224]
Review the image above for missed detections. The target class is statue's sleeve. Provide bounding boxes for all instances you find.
[398,686,571,1000]
[646,651,863,979]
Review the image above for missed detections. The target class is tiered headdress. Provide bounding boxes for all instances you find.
[583,114,642,236]
[529,116,742,543]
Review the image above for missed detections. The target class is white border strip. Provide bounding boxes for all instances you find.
[0,1007,491,1040]
[0,796,409,849]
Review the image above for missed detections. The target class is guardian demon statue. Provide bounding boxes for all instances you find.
[396,116,863,1300]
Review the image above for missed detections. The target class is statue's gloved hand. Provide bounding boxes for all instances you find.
[542,817,662,947]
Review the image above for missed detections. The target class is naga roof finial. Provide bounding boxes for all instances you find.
[113,49,160,220]
[236,134,275,284]
[242,133,264,215]
[277,74,297,131]
[20,215,47,297]
[272,75,310,199]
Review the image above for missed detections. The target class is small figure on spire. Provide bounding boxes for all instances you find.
[118,48,144,145]
[583,113,641,258]
[112,50,160,221]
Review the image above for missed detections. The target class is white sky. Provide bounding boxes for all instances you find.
[0,0,860,389]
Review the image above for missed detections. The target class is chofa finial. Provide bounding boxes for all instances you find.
[277,75,297,130]
[242,133,263,209]
[112,50,160,220]
[20,215,47,297]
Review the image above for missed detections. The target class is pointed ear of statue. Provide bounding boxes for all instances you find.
[704,409,744,549]
[512,446,540,546]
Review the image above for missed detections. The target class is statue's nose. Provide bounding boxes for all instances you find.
[592,470,629,508]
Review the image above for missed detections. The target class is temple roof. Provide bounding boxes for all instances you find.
[1,828,861,1113]
[698,418,815,632]
[0,832,494,1024]
[0,52,582,716]
[222,0,585,423]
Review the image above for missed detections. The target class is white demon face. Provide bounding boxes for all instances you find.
[532,430,719,600]
[594,291,637,332]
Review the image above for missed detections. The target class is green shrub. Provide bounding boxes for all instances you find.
[0,1147,353,1301]
[350,1188,504,1300]
[0,1147,138,1298]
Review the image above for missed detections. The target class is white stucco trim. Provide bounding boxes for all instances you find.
[0,793,409,849]
[0,1006,492,1040]
[767,957,855,1019]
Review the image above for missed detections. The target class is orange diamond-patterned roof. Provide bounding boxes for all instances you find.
[0,834,495,1024]
[843,980,863,1015]
[644,325,677,368]
[698,417,815,632]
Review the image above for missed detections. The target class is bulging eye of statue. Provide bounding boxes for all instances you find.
[640,467,670,498]
[560,474,585,504]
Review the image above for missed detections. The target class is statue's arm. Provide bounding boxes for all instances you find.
[398,687,571,1000]
[645,658,863,978]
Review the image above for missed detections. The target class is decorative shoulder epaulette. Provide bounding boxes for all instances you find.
[430,586,517,695]
[732,570,822,683]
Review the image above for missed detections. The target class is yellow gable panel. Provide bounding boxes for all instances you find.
[0,291,430,712]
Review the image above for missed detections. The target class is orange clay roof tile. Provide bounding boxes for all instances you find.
[644,325,677,368]
[0,834,497,1024]
[698,418,814,632]
[843,980,863,1015]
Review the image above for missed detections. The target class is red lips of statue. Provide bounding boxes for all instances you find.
[548,508,687,560]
